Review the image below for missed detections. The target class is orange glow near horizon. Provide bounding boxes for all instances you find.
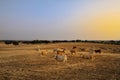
[74,11,120,40]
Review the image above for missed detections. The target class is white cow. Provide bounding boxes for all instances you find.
[55,54,67,62]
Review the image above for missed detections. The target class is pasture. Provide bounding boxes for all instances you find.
[0,42,120,80]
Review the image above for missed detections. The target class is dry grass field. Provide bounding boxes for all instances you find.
[0,42,120,80]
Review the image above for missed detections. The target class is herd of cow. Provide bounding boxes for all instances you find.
[36,46,102,62]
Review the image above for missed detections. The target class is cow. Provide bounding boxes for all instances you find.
[80,53,95,62]
[70,49,76,55]
[70,46,77,55]
[55,54,67,62]
[94,49,101,54]
[89,48,94,54]
[53,48,66,55]
[40,50,48,56]
[37,47,48,56]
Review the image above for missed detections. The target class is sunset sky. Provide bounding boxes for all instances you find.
[0,0,120,40]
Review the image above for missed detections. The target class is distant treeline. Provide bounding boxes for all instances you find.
[1,40,120,45]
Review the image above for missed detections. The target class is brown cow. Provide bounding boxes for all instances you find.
[94,49,101,54]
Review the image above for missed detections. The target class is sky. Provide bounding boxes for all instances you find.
[0,0,120,40]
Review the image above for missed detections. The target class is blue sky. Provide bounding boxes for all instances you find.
[0,0,120,40]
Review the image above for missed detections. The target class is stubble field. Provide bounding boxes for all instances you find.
[0,42,120,80]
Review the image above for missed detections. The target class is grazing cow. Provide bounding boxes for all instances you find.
[54,48,67,62]
[55,54,67,62]
[94,49,101,54]
[40,50,48,56]
[80,54,92,59]
[37,48,48,56]
[53,48,66,55]
[70,49,76,55]
[80,53,95,62]
[89,48,94,54]
[79,48,86,52]
[73,46,77,49]
[70,46,77,55]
